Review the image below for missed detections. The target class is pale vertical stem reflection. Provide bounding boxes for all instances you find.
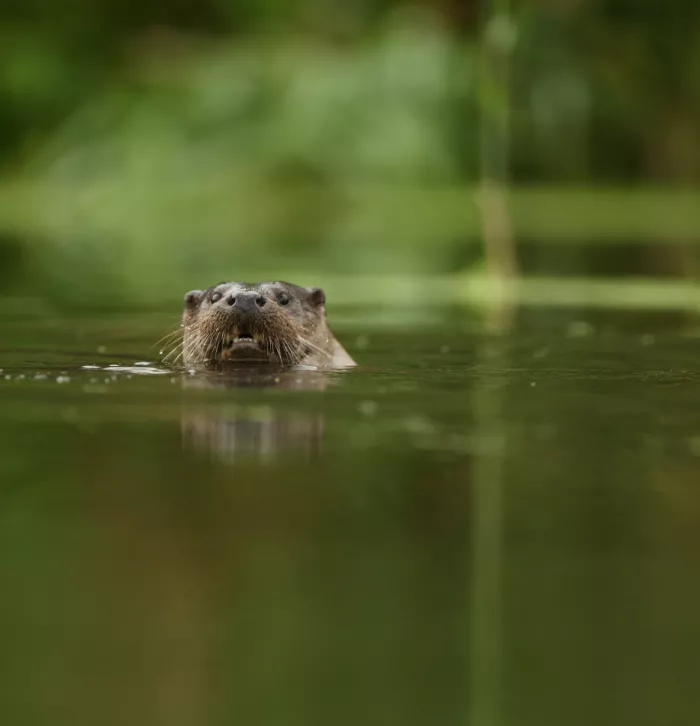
[470,347,507,726]
[478,0,518,282]
[469,288,513,725]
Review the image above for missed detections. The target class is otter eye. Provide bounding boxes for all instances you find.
[211,292,222,303]
[277,293,290,306]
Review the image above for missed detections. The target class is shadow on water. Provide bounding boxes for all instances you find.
[1,303,700,725]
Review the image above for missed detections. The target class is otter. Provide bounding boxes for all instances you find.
[175,281,356,370]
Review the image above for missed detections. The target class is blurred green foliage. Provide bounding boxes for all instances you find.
[1,0,697,180]
[0,0,698,303]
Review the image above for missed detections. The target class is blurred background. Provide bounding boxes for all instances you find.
[0,0,698,306]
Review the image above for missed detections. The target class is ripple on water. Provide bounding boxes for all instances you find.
[80,365,170,376]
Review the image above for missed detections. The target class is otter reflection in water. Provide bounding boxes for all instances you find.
[180,369,335,463]
[162,280,355,370]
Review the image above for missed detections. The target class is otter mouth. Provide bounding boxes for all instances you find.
[223,331,258,349]
[220,325,268,361]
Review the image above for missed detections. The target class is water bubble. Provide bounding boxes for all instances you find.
[359,401,378,416]
[566,320,595,338]
[83,384,108,394]
[403,415,436,435]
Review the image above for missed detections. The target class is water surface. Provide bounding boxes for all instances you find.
[1,302,699,726]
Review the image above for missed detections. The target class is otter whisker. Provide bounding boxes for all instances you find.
[160,336,182,352]
[280,340,290,362]
[168,336,188,366]
[285,340,301,365]
[297,336,332,360]
[163,344,183,364]
[161,333,185,361]
[184,327,206,365]
[154,328,184,350]
[161,336,185,358]
[216,329,226,359]
[157,331,185,362]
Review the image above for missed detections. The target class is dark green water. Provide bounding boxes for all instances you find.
[1,303,700,726]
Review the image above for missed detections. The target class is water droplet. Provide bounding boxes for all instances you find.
[566,321,595,338]
[359,401,378,416]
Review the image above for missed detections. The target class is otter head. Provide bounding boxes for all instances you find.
[180,281,331,367]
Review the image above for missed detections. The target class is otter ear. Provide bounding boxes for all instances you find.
[306,287,326,307]
[184,290,203,310]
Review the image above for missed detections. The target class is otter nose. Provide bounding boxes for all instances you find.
[227,292,266,312]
